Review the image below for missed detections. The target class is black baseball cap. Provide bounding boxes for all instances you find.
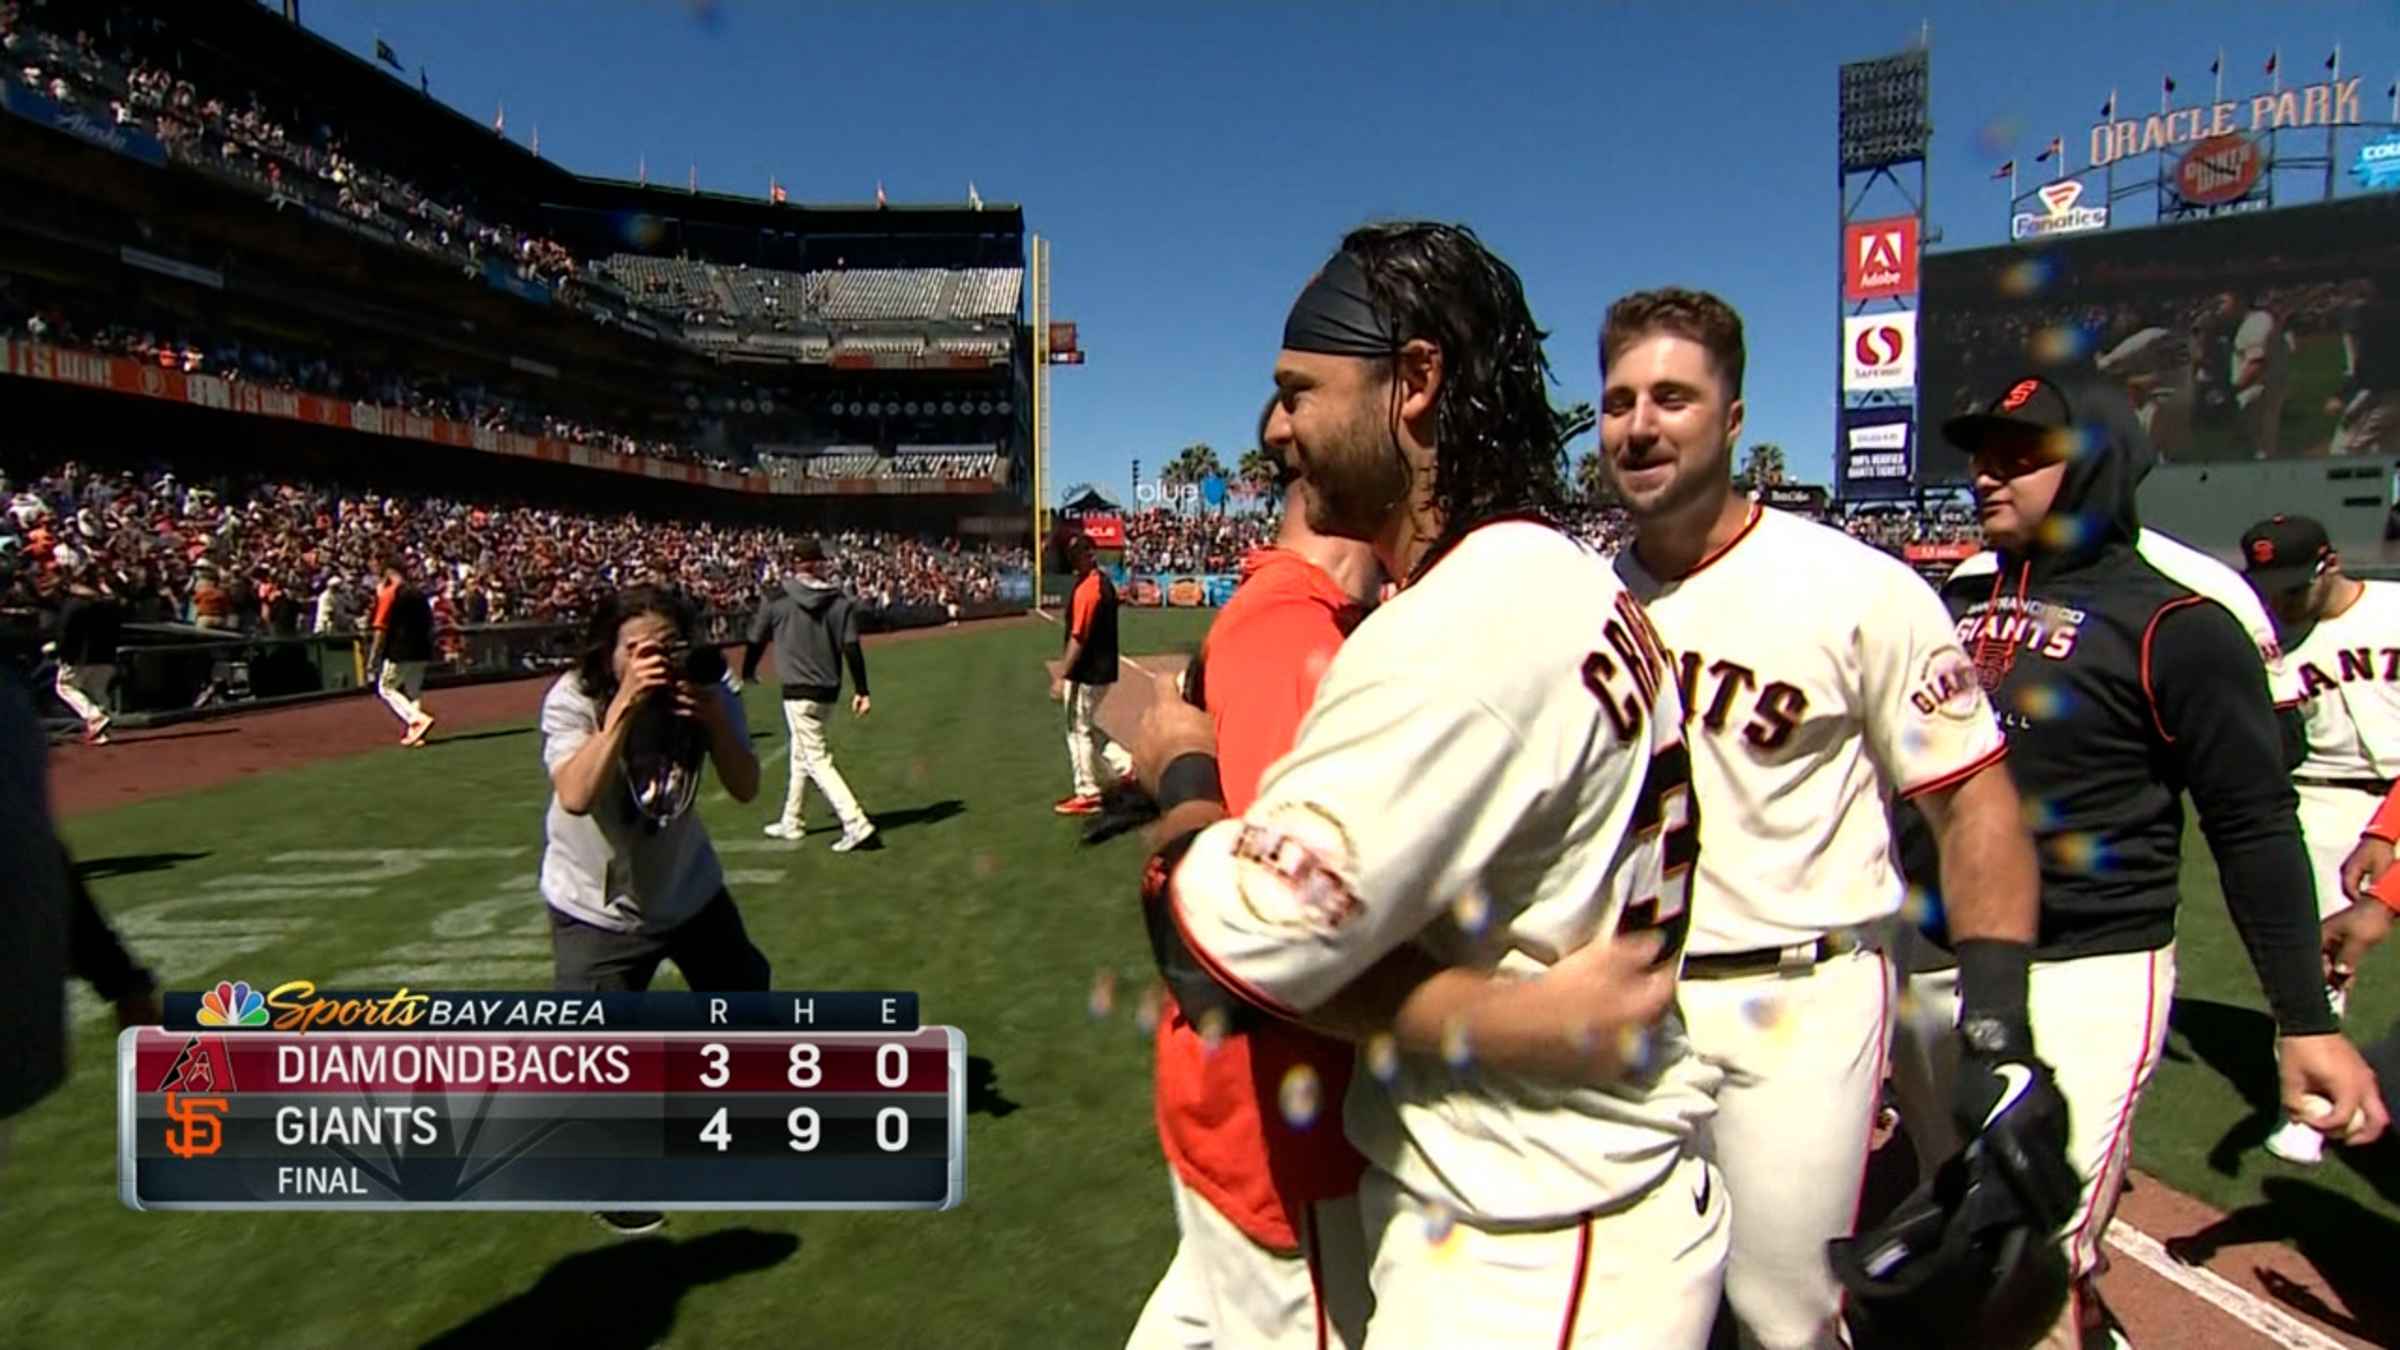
[2240,514,2332,593]
[793,536,826,563]
[1941,375,2078,474]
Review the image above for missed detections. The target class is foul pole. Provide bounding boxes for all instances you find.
[1030,233,1051,612]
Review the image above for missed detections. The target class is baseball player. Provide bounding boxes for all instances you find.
[2095,325,2194,460]
[2238,514,2400,1164]
[2327,291,2400,457]
[1055,533,1135,815]
[2226,292,2293,458]
[1133,222,1727,1348]
[1599,289,2053,1350]
[49,566,123,745]
[1890,374,2387,1349]
[367,557,437,746]
[1130,415,1383,1350]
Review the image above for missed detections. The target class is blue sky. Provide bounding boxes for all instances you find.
[291,1,2394,502]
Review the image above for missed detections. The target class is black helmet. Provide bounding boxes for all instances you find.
[1830,1118,2081,1350]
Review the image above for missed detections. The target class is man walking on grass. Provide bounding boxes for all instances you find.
[744,538,877,852]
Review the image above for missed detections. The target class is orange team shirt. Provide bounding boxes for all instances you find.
[2364,785,2400,909]
[1070,570,1101,639]
[371,578,398,632]
[1152,546,1370,1253]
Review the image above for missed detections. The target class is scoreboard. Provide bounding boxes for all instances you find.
[118,989,964,1212]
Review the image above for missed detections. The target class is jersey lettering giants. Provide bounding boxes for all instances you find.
[1616,507,2006,957]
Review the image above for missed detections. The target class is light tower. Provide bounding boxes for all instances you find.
[1836,43,1933,510]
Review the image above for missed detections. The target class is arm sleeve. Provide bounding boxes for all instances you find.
[2365,782,2400,843]
[539,680,598,774]
[2148,600,2336,1035]
[1165,663,1539,1015]
[64,847,154,1002]
[845,641,869,697]
[1857,564,2007,798]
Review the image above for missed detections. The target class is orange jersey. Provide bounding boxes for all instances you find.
[1152,546,1369,1252]
[2366,785,2400,910]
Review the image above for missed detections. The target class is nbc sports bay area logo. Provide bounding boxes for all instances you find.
[197,980,269,1026]
[2012,180,2109,240]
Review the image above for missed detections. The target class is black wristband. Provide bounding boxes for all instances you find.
[1955,938,2033,1044]
[1157,753,1223,814]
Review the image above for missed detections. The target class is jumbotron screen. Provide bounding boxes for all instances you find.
[1918,190,2400,484]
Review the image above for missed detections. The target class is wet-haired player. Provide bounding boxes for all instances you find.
[1134,222,1721,1347]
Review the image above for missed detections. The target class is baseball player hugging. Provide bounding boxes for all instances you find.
[2238,513,2400,1164]
[1597,289,2056,1350]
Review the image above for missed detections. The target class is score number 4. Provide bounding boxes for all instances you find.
[695,1042,917,1153]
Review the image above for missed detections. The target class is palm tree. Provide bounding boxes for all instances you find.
[1574,450,1620,506]
[1164,442,1226,487]
[1735,443,1787,489]
[1555,401,1596,455]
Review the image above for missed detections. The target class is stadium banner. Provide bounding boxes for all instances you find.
[2086,76,2362,169]
[1837,408,1916,501]
[0,82,169,167]
[1920,190,2400,480]
[0,339,1001,498]
[481,260,554,307]
[1843,216,1919,301]
[996,571,1033,604]
[1126,578,1164,607]
[1843,313,1916,391]
[2358,133,2400,191]
[1080,514,1127,549]
[1903,542,1980,564]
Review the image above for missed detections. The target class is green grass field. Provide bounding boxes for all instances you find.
[5,606,2396,1348]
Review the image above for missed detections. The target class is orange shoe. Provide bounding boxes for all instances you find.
[1054,794,1103,816]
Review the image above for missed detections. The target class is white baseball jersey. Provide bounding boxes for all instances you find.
[2287,580,2400,779]
[1951,527,2301,706]
[1167,521,1713,1224]
[1617,506,2004,956]
[2233,309,2292,406]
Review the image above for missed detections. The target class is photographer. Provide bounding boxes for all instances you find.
[538,585,766,1234]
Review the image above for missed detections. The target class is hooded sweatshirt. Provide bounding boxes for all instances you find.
[743,574,868,703]
[1893,378,2334,1036]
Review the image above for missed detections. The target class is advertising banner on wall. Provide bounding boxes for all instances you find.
[1843,313,1918,392]
[1843,216,1920,300]
[1837,408,1917,500]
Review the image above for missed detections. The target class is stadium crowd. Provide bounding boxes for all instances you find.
[0,460,1031,646]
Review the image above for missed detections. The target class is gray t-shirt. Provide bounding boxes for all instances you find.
[538,674,732,935]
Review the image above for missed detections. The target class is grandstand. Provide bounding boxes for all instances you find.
[0,0,1034,541]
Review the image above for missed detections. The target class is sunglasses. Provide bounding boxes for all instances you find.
[1968,431,2069,482]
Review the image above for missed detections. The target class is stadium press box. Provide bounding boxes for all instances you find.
[117,989,965,1211]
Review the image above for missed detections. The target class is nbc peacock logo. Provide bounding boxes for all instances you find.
[196,980,269,1027]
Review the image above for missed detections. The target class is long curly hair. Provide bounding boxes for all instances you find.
[1337,221,1569,576]
[574,583,695,704]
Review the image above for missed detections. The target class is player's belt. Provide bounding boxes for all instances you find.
[1681,930,1865,980]
[2293,774,2394,796]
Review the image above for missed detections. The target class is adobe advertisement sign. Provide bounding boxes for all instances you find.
[1838,408,1916,500]
[1843,216,1919,300]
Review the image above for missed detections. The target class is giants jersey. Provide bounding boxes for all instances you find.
[1952,527,2300,707]
[2287,580,2400,780]
[1617,506,2004,956]
[1167,521,1712,1223]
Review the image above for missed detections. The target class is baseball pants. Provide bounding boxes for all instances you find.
[1888,945,2177,1287]
[1065,679,1134,797]
[2239,387,2288,457]
[2296,783,2378,925]
[1682,947,1893,1350]
[53,661,113,729]
[547,891,772,993]
[1354,1154,1728,1349]
[778,698,869,834]
[376,659,429,727]
[1127,1171,1370,1350]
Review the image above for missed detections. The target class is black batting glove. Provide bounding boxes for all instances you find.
[1951,1014,2080,1231]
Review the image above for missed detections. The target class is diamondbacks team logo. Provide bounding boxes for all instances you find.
[1230,803,1365,939]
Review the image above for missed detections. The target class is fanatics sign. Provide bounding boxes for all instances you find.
[1843,216,1919,300]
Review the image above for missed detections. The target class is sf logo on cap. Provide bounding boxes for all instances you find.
[2250,537,2276,565]
[1999,379,2042,412]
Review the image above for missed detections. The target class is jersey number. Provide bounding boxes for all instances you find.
[1616,737,1699,964]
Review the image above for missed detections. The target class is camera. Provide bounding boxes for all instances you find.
[659,641,728,688]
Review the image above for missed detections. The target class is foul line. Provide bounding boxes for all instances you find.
[2105,1223,2355,1350]
[1033,606,1157,675]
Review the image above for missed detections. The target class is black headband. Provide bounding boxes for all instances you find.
[1282,251,1406,357]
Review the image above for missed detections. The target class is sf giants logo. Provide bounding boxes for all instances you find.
[1674,651,1809,751]
[1999,379,2043,412]
[1955,607,2082,662]
[1910,649,1984,721]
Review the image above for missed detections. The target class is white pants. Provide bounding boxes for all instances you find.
[376,660,428,726]
[1355,1157,1727,1349]
[1065,679,1133,796]
[2239,386,2287,457]
[1888,945,2176,1280]
[779,698,867,833]
[1128,1170,1370,1350]
[2295,783,2378,923]
[54,661,113,727]
[1682,947,1893,1350]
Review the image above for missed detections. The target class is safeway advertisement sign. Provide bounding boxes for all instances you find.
[1843,313,1916,392]
[1842,216,1919,300]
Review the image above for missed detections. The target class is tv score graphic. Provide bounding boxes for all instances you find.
[120,985,965,1212]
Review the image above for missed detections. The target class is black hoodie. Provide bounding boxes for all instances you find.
[742,575,869,703]
[1894,379,2334,1036]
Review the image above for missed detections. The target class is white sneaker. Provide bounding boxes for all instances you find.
[762,821,805,840]
[830,824,877,853]
[2264,1118,2326,1166]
